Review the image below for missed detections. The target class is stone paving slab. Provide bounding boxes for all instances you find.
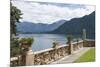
[51,47,93,64]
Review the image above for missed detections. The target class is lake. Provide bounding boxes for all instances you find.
[18,34,82,52]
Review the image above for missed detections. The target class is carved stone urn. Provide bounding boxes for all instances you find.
[19,38,34,65]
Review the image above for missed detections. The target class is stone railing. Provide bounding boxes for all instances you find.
[33,40,84,65]
[10,39,95,66]
[83,39,95,47]
[34,45,69,65]
[10,55,21,66]
[72,40,83,51]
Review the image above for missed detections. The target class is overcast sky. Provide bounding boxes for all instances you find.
[11,0,95,24]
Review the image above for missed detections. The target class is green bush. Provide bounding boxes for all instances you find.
[67,35,73,43]
[19,38,34,48]
[10,38,34,57]
[10,38,21,57]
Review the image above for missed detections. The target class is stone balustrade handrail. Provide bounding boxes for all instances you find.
[34,40,84,55]
[10,39,95,66]
[85,39,95,41]
[10,57,18,61]
[34,48,53,54]
[34,45,68,54]
[10,40,83,61]
[71,40,83,45]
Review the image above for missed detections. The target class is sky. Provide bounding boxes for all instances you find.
[11,0,95,24]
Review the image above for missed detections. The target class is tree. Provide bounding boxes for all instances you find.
[10,2,22,57]
[10,3,22,36]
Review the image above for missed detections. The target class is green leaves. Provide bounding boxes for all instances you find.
[19,38,34,48]
[10,38,21,57]
[10,3,22,35]
[11,38,34,57]
[67,35,73,43]
[11,4,22,22]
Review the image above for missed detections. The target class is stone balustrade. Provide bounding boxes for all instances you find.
[34,45,69,65]
[10,39,95,66]
[10,55,21,66]
[83,39,95,47]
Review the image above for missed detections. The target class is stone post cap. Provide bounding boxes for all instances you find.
[26,49,34,55]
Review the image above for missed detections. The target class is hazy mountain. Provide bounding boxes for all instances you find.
[49,12,95,33]
[17,20,66,33]
[48,11,95,38]
[17,11,95,39]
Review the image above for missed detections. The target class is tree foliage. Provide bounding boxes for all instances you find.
[10,3,22,36]
[19,38,34,48]
[10,38,21,57]
[10,3,22,57]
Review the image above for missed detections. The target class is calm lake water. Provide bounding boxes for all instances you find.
[18,34,81,52]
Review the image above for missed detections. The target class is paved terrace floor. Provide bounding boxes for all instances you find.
[50,47,93,64]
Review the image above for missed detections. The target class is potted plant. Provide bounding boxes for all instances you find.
[19,38,34,50]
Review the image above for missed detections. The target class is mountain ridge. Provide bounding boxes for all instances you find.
[17,19,66,33]
[17,11,95,38]
[49,11,95,34]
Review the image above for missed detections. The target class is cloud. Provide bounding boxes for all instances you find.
[11,0,95,24]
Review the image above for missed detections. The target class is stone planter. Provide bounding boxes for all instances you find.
[19,38,34,65]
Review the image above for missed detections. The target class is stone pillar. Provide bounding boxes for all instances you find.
[82,29,86,40]
[82,29,87,47]
[25,48,34,66]
[67,35,73,54]
[77,39,79,50]
[83,40,87,47]
[17,55,21,66]
[21,48,27,66]
[69,41,73,54]
[81,41,84,48]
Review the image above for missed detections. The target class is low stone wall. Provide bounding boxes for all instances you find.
[10,56,21,66]
[72,40,83,51]
[10,39,95,66]
[83,39,95,47]
[33,40,83,65]
[34,45,69,65]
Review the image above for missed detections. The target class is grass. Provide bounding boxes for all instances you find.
[75,48,95,63]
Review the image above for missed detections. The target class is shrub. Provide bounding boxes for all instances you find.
[67,35,73,43]
[10,38,21,57]
[19,38,34,48]
[11,38,34,57]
